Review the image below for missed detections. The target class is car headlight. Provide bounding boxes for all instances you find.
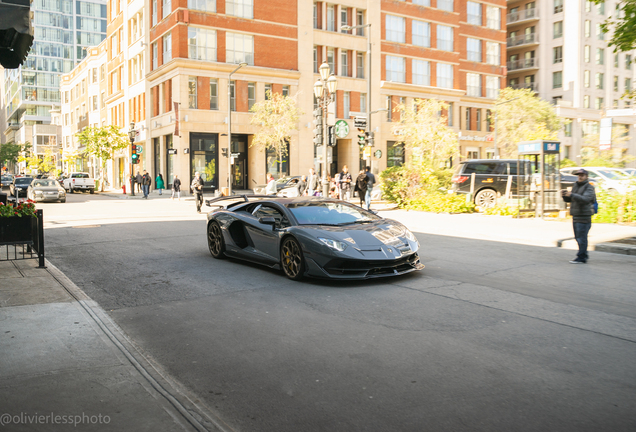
[318,238,347,251]
[403,229,417,242]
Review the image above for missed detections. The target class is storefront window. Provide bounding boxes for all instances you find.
[190,133,219,190]
[266,140,289,178]
[387,141,405,168]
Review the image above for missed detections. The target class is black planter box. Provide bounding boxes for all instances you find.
[0,216,35,244]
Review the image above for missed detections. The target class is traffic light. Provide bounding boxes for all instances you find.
[313,108,323,146]
[131,145,139,164]
[357,128,366,148]
[221,147,229,157]
[366,131,375,147]
[327,126,335,147]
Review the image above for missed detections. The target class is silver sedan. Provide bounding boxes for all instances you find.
[27,179,67,203]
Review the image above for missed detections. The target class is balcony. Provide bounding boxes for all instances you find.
[507,58,539,71]
[509,82,538,92]
[507,33,538,48]
[507,8,539,25]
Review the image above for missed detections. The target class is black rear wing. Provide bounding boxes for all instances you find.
[205,194,273,208]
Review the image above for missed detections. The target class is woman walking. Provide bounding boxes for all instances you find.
[354,170,368,207]
[171,174,181,200]
[156,173,165,195]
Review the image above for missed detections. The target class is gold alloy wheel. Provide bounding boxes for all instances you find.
[281,237,304,280]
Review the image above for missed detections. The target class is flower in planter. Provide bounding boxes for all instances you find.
[0,201,37,218]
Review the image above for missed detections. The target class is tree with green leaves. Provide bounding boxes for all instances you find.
[595,0,636,53]
[0,142,22,171]
[581,124,635,167]
[19,146,56,175]
[75,125,129,191]
[249,90,301,178]
[493,88,563,157]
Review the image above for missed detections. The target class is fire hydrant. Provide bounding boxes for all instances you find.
[122,184,126,194]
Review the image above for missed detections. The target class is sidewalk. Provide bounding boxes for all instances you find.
[0,259,227,432]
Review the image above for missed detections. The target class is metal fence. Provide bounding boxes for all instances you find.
[0,209,45,268]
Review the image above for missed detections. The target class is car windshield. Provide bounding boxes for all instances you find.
[287,201,381,225]
[72,173,89,178]
[33,180,59,187]
[2,176,13,181]
[597,170,627,180]
[276,177,293,184]
[15,178,33,185]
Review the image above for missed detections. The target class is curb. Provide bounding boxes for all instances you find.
[594,243,636,255]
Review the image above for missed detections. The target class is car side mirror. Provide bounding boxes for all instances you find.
[259,216,277,228]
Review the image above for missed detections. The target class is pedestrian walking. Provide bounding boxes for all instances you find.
[135,171,143,193]
[141,170,151,199]
[171,174,181,200]
[339,165,352,201]
[155,173,165,195]
[307,168,319,197]
[364,166,375,210]
[297,175,307,197]
[354,170,368,207]
[265,173,277,195]
[561,168,597,264]
[333,172,341,199]
[191,171,204,213]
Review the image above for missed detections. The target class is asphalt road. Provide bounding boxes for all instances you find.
[39,193,636,432]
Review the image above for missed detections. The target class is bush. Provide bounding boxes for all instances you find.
[482,203,517,216]
[593,189,636,224]
[405,192,475,213]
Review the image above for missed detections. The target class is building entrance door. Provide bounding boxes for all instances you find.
[231,134,248,190]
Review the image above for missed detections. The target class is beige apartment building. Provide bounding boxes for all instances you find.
[506,0,636,165]
[62,0,508,192]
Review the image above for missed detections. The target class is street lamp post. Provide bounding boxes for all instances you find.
[128,122,135,196]
[314,63,338,197]
[227,62,247,196]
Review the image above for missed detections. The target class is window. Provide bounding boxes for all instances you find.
[626,55,632,69]
[595,97,603,110]
[596,72,604,89]
[282,85,289,97]
[486,76,499,99]
[412,59,430,86]
[92,95,97,111]
[553,21,563,38]
[486,6,500,29]
[467,2,482,25]
[111,34,118,54]
[188,77,197,108]
[226,33,254,65]
[438,0,453,12]
[162,0,171,19]
[152,0,157,26]
[467,38,481,62]
[230,81,236,111]
[189,0,215,11]
[467,73,481,97]
[564,121,572,137]
[386,56,405,82]
[343,91,350,118]
[386,15,405,43]
[437,63,453,89]
[327,47,334,74]
[596,23,604,39]
[553,46,563,63]
[596,48,604,64]
[210,79,218,109]
[448,102,454,126]
[613,99,619,108]
[360,93,366,112]
[152,42,158,69]
[615,53,619,67]
[553,71,562,88]
[313,3,318,29]
[340,7,347,33]
[584,70,590,87]
[357,52,364,78]
[585,0,592,12]
[226,0,253,19]
[264,83,272,99]
[584,45,590,62]
[437,25,453,51]
[248,82,255,110]
[486,42,500,65]
[554,0,563,13]
[584,95,590,108]
[163,32,172,63]
[188,28,216,61]
[386,142,405,168]
[597,1,605,15]
[626,78,632,92]
[584,20,591,37]
[465,108,472,130]
[340,49,348,76]
[412,20,430,47]
[614,76,619,91]
[327,4,335,31]
[475,108,482,131]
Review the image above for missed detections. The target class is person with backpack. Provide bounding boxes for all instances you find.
[354,170,368,207]
[561,168,597,264]
[171,174,181,200]
[191,172,205,213]
[141,170,152,199]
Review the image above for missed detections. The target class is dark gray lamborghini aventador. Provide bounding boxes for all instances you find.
[205,196,424,281]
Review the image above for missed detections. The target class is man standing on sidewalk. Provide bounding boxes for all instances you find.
[191,172,204,213]
[135,171,143,193]
[364,166,375,210]
[561,168,596,264]
[307,168,318,197]
[141,170,151,199]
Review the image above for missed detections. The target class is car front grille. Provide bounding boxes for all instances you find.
[323,253,421,277]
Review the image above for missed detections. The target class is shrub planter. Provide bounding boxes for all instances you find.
[0,216,36,244]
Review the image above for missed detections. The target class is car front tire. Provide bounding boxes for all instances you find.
[207,221,226,259]
[280,237,305,281]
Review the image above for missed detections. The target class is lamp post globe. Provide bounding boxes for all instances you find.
[319,62,330,81]
[313,80,324,98]
[327,74,338,93]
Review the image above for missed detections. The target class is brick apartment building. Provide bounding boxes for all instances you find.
[62,0,507,192]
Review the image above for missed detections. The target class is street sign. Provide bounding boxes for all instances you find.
[231,153,240,158]
[334,120,349,138]
[354,116,367,129]
[136,145,143,154]
[362,148,371,160]
[167,149,177,155]
[374,150,382,158]
[599,117,613,149]
[605,108,635,117]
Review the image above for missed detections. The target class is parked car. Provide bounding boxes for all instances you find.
[451,159,578,208]
[621,168,636,178]
[9,176,34,197]
[27,179,66,203]
[560,167,634,195]
[1,174,14,188]
[63,172,95,194]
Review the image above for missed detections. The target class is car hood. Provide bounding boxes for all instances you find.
[298,220,414,249]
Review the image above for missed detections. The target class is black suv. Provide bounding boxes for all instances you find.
[451,159,577,207]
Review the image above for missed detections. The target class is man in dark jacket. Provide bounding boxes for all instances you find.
[561,168,596,264]
[141,170,152,199]
[191,171,204,213]
[297,175,307,196]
